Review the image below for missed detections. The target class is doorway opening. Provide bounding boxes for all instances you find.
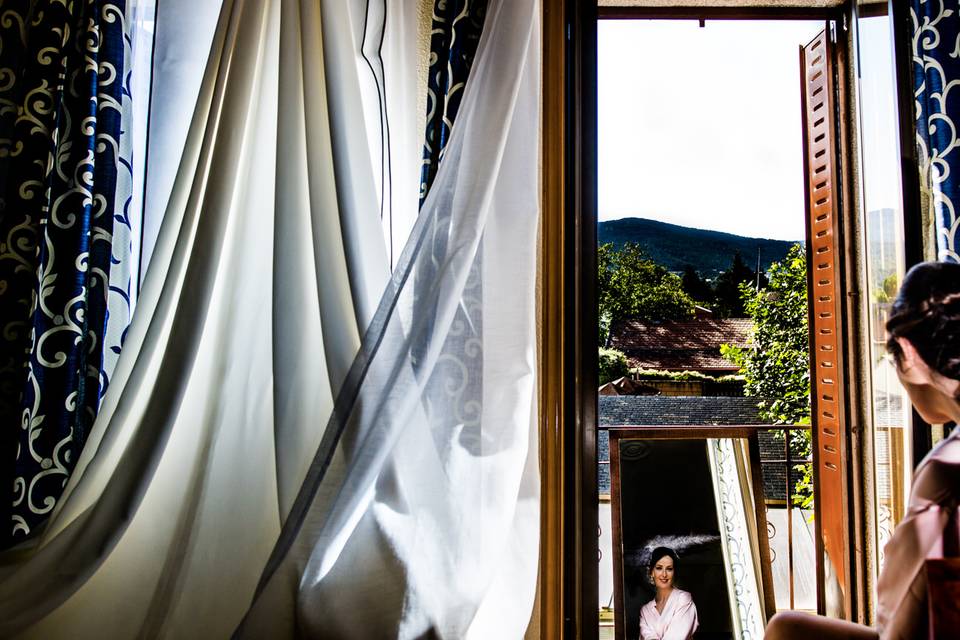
[596,15,838,639]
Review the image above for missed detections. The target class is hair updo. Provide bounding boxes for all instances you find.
[885,261,960,388]
[648,546,680,576]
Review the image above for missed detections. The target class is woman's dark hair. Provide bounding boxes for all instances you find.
[885,261,960,387]
[648,546,680,575]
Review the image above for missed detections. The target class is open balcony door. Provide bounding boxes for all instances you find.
[800,26,853,619]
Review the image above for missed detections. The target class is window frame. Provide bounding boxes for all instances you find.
[538,1,925,634]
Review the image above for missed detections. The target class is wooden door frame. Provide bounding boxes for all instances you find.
[541,1,598,638]
[539,1,888,636]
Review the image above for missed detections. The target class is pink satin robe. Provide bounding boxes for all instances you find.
[638,588,699,640]
[877,428,960,639]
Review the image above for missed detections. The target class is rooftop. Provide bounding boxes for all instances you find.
[607,316,752,372]
[598,395,766,495]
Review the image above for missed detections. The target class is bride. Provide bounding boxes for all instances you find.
[639,547,699,640]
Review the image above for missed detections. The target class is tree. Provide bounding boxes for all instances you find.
[599,348,630,385]
[721,244,812,505]
[712,251,767,318]
[681,265,713,304]
[598,242,695,345]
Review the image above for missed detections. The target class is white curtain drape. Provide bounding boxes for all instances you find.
[141,0,223,276]
[0,0,540,637]
[240,0,540,635]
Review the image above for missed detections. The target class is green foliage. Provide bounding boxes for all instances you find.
[721,244,813,506]
[599,348,630,385]
[872,273,900,303]
[632,368,722,382]
[723,245,810,424]
[712,252,768,318]
[714,374,747,384]
[598,242,695,345]
[883,273,899,299]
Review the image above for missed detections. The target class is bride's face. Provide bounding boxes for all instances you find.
[650,555,674,589]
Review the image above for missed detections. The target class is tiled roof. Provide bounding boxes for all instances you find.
[598,395,765,428]
[608,317,753,371]
[597,396,766,495]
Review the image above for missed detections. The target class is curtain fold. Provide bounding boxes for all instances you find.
[0,0,136,545]
[0,0,540,637]
[239,1,539,636]
[911,0,960,262]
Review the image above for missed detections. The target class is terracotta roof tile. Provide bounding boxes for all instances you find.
[608,317,753,371]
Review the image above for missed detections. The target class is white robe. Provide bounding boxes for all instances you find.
[639,588,699,640]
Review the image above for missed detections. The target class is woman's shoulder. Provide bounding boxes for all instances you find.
[671,589,695,605]
[912,433,960,502]
[929,429,960,464]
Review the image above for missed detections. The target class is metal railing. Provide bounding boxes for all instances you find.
[756,424,813,611]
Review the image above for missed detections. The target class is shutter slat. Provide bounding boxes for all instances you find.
[800,26,850,612]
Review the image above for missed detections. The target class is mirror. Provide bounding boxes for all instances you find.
[610,427,775,640]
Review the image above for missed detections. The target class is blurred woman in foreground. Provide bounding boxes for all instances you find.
[765,261,960,639]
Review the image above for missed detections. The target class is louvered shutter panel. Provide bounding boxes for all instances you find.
[800,27,850,614]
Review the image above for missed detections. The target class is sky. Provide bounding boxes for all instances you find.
[598,20,827,242]
[857,15,903,220]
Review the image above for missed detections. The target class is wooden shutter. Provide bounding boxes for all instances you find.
[800,27,850,616]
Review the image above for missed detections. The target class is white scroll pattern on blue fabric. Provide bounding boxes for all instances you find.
[0,0,135,544]
[912,0,960,262]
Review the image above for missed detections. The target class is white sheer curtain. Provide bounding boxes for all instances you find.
[0,0,540,637]
[240,0,540,635]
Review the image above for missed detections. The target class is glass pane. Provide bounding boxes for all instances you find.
[855,11,913,569]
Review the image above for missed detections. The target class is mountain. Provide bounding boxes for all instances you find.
[598,217,801,278]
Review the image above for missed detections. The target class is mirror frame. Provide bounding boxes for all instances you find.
[608,426,777,639]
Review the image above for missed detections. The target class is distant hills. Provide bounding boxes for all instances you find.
[598,217,802,278]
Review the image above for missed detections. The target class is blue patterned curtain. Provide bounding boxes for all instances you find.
[0,0,134,544]
[912,0,960,262]
[419,0,487,204]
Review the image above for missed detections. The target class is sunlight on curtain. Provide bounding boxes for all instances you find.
[239,0,539,633]
[141,0,224,276]
[0,0,540,637]
[124,0,158,307]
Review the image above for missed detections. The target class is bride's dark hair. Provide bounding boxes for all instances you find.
[885,261,960,393]
[648,546,680,577]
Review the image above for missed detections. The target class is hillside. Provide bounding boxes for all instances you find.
[598,217,801,277]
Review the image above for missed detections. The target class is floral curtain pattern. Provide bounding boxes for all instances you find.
[0,0,134,544]
[415,0,489,458]
[911,0,960,262]
[419,0,487,203]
